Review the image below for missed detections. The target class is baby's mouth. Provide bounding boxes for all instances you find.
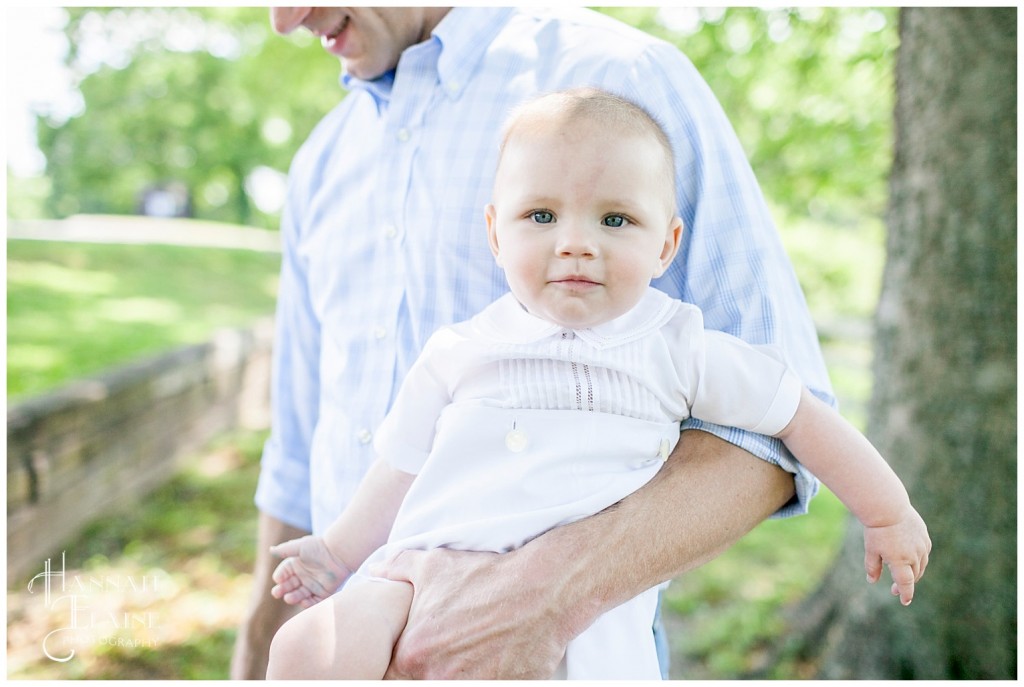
[552,276,601,289]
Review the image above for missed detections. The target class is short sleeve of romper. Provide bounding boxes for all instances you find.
[669,304,804,436]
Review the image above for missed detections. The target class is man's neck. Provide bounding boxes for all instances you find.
[418,7,452,44]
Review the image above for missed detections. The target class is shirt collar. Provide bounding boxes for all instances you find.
[341,7,515,109]
[474,289,681,349]
[341,69,395,109]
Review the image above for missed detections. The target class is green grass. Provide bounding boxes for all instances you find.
[6,240,281,400]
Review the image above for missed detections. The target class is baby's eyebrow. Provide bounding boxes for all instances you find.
[515,194,560,207]
[601,198,646,213]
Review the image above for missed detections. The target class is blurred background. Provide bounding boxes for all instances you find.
[6,6,1013,680]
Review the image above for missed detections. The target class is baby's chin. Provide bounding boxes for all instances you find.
[542,306,625,331]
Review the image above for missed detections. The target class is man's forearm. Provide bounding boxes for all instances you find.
[518,429,794,640]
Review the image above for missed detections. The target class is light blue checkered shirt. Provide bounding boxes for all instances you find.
[255,7,834,534]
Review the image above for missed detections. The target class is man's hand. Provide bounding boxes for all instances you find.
[370,547,572,679]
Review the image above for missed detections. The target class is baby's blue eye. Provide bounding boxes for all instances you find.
[603,215,626,228]
[531,210,555,224]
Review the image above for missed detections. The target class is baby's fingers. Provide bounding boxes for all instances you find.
[889,563,916,606]
[269,538,303,560]
[917,551,930,580]
[864,551,884,584]
[270,561,302,600]
[271,556,298,585]
[282,586,318,608]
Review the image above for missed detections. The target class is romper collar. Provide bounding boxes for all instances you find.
[474,288,681,349]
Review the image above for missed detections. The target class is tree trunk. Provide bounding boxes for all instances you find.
[791,8,1016,679]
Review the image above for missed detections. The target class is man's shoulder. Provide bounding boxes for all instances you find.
[513,7,659,42]
[503,7,671,63]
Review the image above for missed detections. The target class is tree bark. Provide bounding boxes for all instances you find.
[791,8,1016,679]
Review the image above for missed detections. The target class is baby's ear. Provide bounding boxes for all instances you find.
[654,217,683,277]
[485,204,502,265]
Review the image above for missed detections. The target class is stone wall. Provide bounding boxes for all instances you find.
[7,319,273,582]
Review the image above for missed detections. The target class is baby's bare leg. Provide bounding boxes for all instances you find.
[266,576,413,679]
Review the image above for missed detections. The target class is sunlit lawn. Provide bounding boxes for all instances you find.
[6,239,281,400]
[6,216,880,679]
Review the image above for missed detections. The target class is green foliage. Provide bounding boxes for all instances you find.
[7,174,53,220]
[6,239,280,398]
[36,7,343,228]
[778,210,886,325]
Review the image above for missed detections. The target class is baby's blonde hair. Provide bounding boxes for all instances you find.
[497,87,677,210]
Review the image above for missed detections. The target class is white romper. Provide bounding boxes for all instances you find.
[365,288,803,679]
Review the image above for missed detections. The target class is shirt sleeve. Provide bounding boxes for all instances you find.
[616,42,834,516]
[254,164,320,533]
[690,330,804,437]
[372,330,455,475]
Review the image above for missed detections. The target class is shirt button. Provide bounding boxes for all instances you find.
[383,224,398,239]
[447,81,461,95]
[396,128,410,142]
[505,429,528,453]
[357,428,372,444]
[372,325,387,340]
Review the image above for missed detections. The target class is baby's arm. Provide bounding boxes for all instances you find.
[270,459,416,607]
[775,387,931,605]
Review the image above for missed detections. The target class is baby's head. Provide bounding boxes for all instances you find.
[486,87,682,330]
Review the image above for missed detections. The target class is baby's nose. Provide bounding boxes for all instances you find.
[556,225,598,257]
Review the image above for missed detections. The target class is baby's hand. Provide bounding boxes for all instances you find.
[269,535,352,609]
[863,507,931,606]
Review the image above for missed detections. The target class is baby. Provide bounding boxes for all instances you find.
[264,87,931,680]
